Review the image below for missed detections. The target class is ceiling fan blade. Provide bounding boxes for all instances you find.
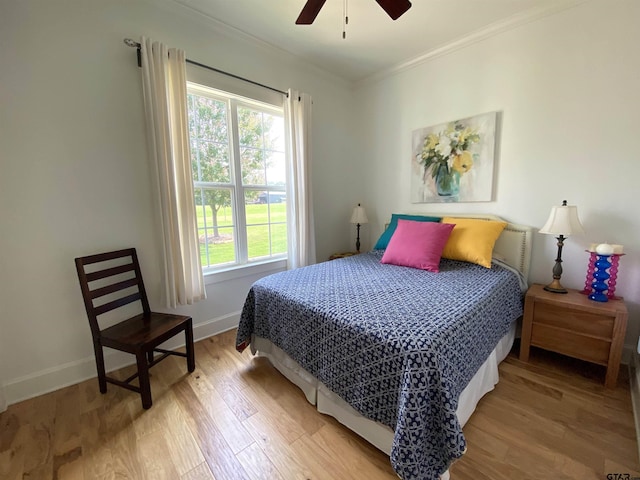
[296,0,328,24]
[374,0,412,20]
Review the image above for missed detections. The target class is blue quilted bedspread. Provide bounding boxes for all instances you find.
[236,251,523,480]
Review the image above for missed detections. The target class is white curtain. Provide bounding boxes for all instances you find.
[285,90,316,269]
[140,37,206,307]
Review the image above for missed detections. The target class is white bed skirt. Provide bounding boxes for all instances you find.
[251,322,516,479]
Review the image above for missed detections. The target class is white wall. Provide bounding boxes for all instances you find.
[354,0,640,352]
[0,0,359,404]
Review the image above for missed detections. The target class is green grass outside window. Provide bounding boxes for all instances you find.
[196,203,287,267]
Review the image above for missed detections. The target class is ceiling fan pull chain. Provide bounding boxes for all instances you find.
[343,0,348,39]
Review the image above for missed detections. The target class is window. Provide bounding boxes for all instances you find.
[187,83,287,272]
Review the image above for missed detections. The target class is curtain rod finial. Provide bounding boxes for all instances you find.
[124,38,140,48]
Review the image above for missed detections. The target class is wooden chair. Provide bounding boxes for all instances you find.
[75,248,195,409]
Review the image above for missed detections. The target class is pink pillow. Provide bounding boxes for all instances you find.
[380,219,455,272]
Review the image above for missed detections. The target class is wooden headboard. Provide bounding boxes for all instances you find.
[386,214,532,279]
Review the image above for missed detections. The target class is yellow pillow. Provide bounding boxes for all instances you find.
[441,217,507,268]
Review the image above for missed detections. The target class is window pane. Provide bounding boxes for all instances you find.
[245,194,287,261]
[246,225,270,259]
[244,194,269,224]
[270,223,288,255]
[189,93,231,184]
[266,151,286,186]
[244,189,261,206]
[238,107,263,149]
[263,112,285,152]
[240,146,265,185]
[189,95,228,143]
[191,140,230,183]
[199,227,236,267]
[195,188,236,267]
[269,199,287,223]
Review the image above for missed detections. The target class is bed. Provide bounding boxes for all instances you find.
[236,215,531,480]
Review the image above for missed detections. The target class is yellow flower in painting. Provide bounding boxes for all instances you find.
[425,133,438,150]
[452,151,473,174]
[457,127,471,145]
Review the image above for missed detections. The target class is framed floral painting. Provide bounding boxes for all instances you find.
[410,111,498,203]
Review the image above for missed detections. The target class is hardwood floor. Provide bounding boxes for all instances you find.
[1,330,639,479]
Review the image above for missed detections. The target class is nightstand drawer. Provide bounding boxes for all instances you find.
[530,323,611,365]
[533,301,614,338]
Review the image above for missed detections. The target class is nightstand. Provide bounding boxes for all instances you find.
[328,252,359,261]
[519,283,628,388]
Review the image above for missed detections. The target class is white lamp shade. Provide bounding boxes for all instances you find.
[350,204,368,224]
[539,204,584,236]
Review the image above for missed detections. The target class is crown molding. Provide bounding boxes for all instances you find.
[156,0,350,90]
[165,0,294,58]
[358,0,589,87]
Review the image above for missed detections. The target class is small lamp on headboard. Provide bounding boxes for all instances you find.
[539,199,584,294]
[350,203,368,253]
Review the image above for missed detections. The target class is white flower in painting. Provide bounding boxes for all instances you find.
[435,135,451,157]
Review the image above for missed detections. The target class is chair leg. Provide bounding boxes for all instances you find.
[93,339,107,394]
[185,320,195,373]
[136,351,152,409]
[147,350,154,364]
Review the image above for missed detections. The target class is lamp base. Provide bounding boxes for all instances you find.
[543,279,568,294]
[544,237,568,294]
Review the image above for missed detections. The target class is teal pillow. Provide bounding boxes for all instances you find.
[374,214,441,250]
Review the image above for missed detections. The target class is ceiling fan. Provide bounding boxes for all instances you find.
[296,0,412,25]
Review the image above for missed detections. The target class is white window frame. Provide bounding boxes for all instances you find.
[187,82,288,281]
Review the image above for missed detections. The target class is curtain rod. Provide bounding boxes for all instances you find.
[124,38,288,97]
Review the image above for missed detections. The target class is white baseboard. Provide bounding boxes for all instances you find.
[3,311,241,407]
[623,344,634,366]
[630,349,640,464]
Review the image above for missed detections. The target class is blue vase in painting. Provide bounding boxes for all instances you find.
[435,163,460,197]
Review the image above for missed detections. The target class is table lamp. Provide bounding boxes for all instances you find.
[350,204,368,253]
[539,199,584,293]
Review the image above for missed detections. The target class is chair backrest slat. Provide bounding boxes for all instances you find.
[78,248,137,265]
[93,292,143,317]
[89,277,139,300]
[85,263,135,282]
[75,248,151,337]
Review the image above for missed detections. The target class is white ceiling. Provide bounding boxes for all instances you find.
[173,0,582,82]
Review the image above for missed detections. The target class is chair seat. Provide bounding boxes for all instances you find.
[100,312,191,350]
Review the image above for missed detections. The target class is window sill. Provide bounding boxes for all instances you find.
[203,258,287,286]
